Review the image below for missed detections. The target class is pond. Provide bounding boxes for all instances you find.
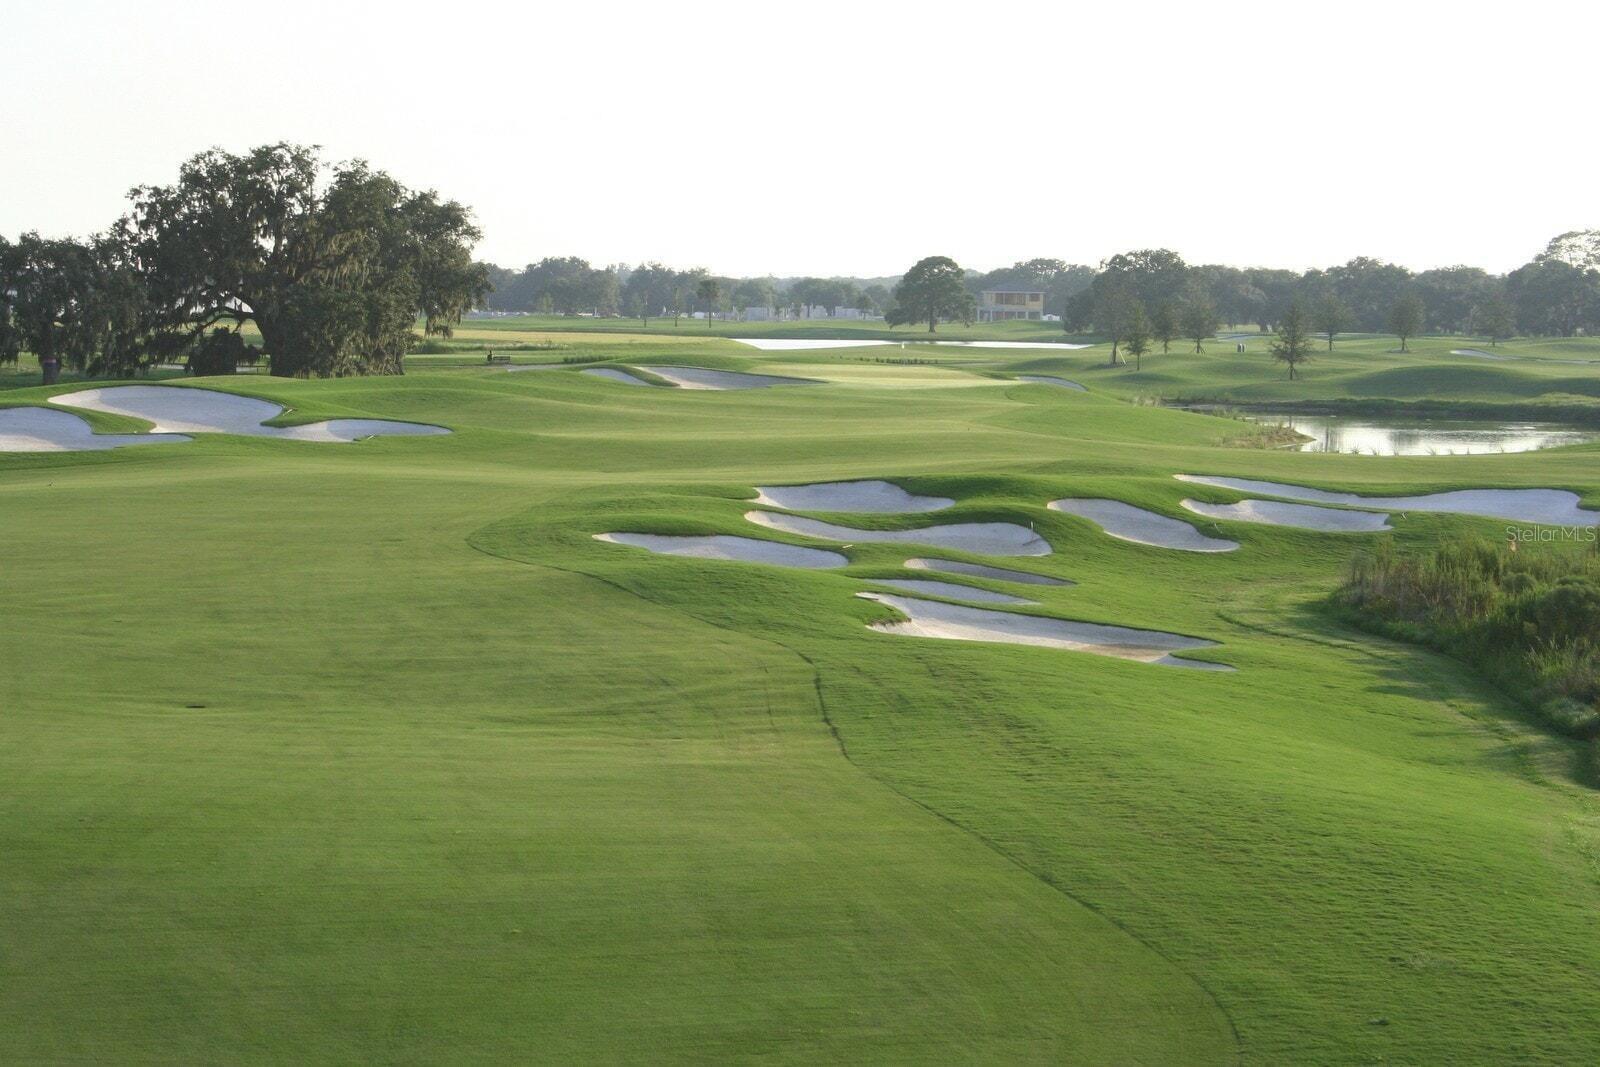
[1184,407,1597,456]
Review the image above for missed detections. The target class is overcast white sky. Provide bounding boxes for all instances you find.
[2,1,1594,277]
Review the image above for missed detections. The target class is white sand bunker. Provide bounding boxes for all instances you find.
[580,367,651,386]
[1175,475,1600,527]
[747,510,1051,556]
[858,592,1231,670]
[753,480,953,513]
[904,557,1072,586]
[0,406,191,452]
[1181,498,1392,532]
[1449,348,1514,362]
[53,386,449,442]
[1016,375,1087,391]
[867,579,1035,605]
[1048,498,1239,552]
[593,532,846,568]
[637,366,820,390]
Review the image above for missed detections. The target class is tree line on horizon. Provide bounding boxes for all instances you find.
[8,141,1600,380]
[479,235,1600,353]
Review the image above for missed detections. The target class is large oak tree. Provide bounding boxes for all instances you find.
[886,256,974,332]
[122,144,487,377]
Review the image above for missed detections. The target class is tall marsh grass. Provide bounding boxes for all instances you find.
[1335,536,1600,738]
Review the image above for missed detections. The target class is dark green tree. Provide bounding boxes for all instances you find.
[1094,282,1139,364]
[1387,293,1425,352]
[187,327,257,376]
[886,256,974,332]
[1123,303,1152,371]
[122,143,486,377]
[697,277,721,322]
[0,234,21,366]
[732,277,775,316]
[1505,256,1600,336]
[1311,294,1350,351]
[1180,297,1219,353]
[1150,302,1179,354]
[1096,248,1190,310]
[1270,301,1315,380]
[1470,295,1516,345]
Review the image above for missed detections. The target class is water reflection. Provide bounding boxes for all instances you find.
[1233,412,1594,456]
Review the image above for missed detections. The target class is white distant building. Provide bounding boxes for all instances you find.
[978,289,1046,322]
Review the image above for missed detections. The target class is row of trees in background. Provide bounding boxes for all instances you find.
[1062,236,1600,350]
[480,256,1084,323]
[477,233,1600,346]
[481,260,896,322]
[0,144,487,378]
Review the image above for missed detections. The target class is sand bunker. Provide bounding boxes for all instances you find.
[753,480,953,513]
[904,557,1072,586]
[746,510,1051,556]
[0,406,191,452]
[867,579,1035,605]
[1175,475,1600,526]
[580,367,651,386]
[1015,375,1087,391]
[637,366,820,390]
[1048,498,1239,552]
[594,532,846,568]
[858,592,1231,670]
[1449,348,1514,362]
[53,386,449,442]
[1181,498,1392,532]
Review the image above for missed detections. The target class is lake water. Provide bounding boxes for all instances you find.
[1190,408,1597,455]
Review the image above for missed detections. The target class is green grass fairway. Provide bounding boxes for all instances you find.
[4,339,1600,1062]
[983,333,1600,417]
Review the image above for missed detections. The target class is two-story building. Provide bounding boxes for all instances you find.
[977,289,1045,321]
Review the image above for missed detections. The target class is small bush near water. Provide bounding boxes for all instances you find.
[1334,536,1600,739]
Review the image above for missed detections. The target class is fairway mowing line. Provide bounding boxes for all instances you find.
[466,529,1243,1059]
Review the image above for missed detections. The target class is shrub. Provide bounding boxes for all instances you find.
[1334,536,1600,739]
